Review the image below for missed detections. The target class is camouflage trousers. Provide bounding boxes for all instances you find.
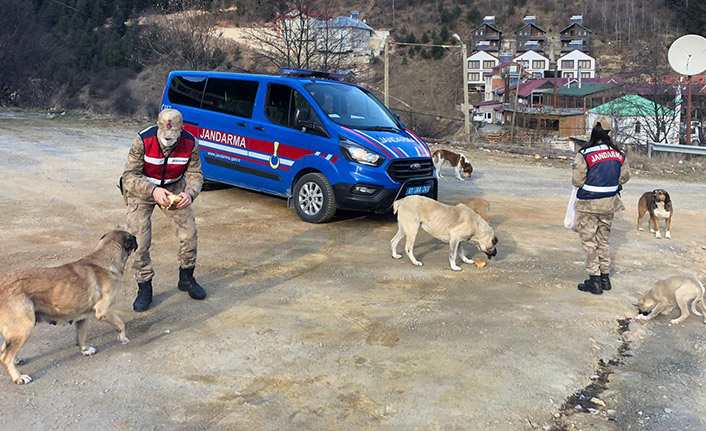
[576,211,614,276]
[126,197,197,283]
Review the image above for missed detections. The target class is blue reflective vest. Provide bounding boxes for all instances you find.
[577,144,625,200]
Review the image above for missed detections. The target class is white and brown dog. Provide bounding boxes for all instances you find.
[637,275,706,325]
[432,149,473,181]
[390,195,497,271]
[637,189,673,239]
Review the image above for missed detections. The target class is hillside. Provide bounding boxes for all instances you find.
[0,0,698,127]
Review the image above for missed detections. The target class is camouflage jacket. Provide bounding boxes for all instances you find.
[122,133,203,203]
[572,152,631,214]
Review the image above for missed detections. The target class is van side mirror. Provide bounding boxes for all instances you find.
[294,107,311,126]
[294,107,329,137]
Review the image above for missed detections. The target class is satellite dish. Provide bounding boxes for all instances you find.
[668,34,706,76]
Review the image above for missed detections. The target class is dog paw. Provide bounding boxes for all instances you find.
[119,335,130,344]
[655,232,662,239]
[412,261,423,267]
[635,315,647,321]
[81,346,97,356]
[392,254,402,259]
[669,318,682,325]
[638,227,644,231]
[15,374,32,385]
[649,229,655,233]
[451,266,463,271]
[666,231,671,239]
[461,257,475,264]
[14,357,25,366]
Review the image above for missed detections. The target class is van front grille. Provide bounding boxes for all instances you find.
[386,158,434,182]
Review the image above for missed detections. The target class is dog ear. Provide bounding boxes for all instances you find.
[664,191,671,205]
[100,233,108,241]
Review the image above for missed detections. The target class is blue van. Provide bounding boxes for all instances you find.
[160,69,437,223]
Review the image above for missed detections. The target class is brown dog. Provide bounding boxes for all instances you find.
[457,198,490,222]
[637,189,673,239]
[432,149,473,181]
[0,230,137,384]
[637,275,706,325]
[390,195,497,271]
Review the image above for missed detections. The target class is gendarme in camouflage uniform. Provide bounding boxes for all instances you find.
[572,116,631,295]
[122,109,206,311]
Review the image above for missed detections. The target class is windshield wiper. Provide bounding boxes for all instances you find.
[362,126,400,132]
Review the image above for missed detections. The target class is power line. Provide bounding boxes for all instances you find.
[48,0,87,14]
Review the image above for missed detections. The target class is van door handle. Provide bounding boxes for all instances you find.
[237,122,247,127]
[254,126,265,131]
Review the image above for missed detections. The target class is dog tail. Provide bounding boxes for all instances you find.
[691,276,706,317]
[393,199,402,215]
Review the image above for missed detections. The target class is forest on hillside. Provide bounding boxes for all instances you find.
[1,0,706,114]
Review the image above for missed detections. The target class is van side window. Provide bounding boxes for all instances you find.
[265,84,319,129]
[168,76,206,108]
[201,78,258,118]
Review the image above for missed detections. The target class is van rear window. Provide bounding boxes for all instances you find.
[201,78,259,119]
[167,76,206,108]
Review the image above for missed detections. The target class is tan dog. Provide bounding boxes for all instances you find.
[457,198,490,222]
[390,195,497,271]
[0,230,137,384]
[637,189,673,239]
[432,149,473,181]
[636,275,706,325]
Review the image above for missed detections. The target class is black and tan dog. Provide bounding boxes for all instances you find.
[0,230,137,384]
[637,189,673,239]
[432,149,474,181]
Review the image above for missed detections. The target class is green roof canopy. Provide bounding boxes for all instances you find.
[588,94,675,116]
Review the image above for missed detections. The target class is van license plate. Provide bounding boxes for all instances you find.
[406,185,431,196]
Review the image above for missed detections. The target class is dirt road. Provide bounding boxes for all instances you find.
[1,112,705,430]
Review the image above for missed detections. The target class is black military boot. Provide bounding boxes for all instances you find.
[133,280,153,312]
[578,275,603,295]
[600,274,612,291]
[178,267,207,300]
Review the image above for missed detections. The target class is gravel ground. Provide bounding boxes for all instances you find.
[0,111,705,431]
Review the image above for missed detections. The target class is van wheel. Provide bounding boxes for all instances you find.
[293,173,336,223]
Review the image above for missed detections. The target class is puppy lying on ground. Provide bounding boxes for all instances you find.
[390,195,497,271]
[636,275,706,325]
[637,189,673,239]
[432,149,473,181]
[0,230,137,384]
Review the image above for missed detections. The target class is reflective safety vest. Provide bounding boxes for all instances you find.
[139,126,195,186]
[577,144,625,200]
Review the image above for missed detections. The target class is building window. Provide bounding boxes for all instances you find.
[532,60,545,69]
[483,60,495,69]
[581,72,591,78]
[635,122,641,133]
[469,60,480,69]
[561,60,574,69]
[578,60,591,69]
[468,72,480,82]
[563,71,574,78]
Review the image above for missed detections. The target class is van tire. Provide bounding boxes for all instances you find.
[293,173,337,223]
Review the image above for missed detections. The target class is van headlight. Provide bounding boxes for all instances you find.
[339,137,385,167]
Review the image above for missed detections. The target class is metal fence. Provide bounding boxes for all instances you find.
[647,142,706,158]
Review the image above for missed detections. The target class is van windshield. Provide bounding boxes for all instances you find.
[304,83,401,131]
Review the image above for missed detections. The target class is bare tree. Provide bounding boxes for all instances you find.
[245,0,352,72]
[141,0,227,70]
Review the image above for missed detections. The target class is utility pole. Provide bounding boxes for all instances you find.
[455,34,471,144]
[511,63,523,144]
[687,76,693,145]
[384,37,389,106]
